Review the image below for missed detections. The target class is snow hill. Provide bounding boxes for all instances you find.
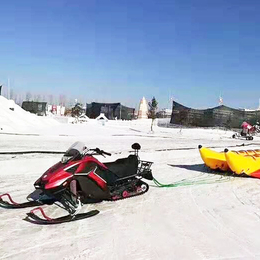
[0,96,59,133]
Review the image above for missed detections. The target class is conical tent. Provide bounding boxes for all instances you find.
[138,97,148,119]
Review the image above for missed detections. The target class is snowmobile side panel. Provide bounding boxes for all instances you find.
[45,171,73,189]
[76,175,111,201]
[88,171,107,189]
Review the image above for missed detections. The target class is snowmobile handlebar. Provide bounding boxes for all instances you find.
[89,148,111,157]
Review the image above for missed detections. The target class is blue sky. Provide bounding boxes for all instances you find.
[0,0,260,109]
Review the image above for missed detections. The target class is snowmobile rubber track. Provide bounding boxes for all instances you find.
[109,187,148,201]
[109,180,149,201]
[24,209,100,225]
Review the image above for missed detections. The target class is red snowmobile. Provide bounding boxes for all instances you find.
[0,142,153,225]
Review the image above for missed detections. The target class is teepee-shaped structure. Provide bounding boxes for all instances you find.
[138,97,148,119]
[96,113,108,122]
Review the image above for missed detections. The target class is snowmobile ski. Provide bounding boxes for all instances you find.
[24,207,100,225]
[0,193,42,209]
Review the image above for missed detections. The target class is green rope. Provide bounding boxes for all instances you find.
[152,175,230,188]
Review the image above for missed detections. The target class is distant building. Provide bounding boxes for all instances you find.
[0,85,2,95]
[86,102,135,120]
[157,108,172,118]
[138,97,148,119]
[22,101,47,116]
[47,104,66,116]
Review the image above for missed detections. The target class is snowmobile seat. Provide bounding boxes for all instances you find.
[104,155,138,179]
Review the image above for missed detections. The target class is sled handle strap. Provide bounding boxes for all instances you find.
[30,207,53,221]
[0,193,19,205]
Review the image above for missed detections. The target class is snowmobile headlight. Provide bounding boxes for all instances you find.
[61,155,73,164]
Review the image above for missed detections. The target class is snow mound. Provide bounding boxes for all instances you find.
[0,96,59,133]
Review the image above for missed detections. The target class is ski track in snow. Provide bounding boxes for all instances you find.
[1,121,260,260]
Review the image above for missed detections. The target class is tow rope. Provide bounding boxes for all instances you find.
[152,175,230,188]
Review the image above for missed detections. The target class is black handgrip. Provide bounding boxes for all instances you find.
[94,148,102,154]
[101,150,111,156]
[94,148,111,156]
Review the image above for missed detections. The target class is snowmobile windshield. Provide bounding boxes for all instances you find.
[61,142,87,163]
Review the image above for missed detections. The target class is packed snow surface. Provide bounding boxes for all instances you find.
[1,113,260,259]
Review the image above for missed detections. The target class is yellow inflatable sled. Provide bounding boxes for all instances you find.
[198,145,260,176]
[198,145,229,171]
[225,149,260,178]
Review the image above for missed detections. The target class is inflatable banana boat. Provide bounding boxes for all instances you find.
[225,149,260,178]
[199,145,260,175]
[198,145,229,171]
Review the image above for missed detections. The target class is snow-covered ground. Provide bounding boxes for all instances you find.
[1,98,260,259]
